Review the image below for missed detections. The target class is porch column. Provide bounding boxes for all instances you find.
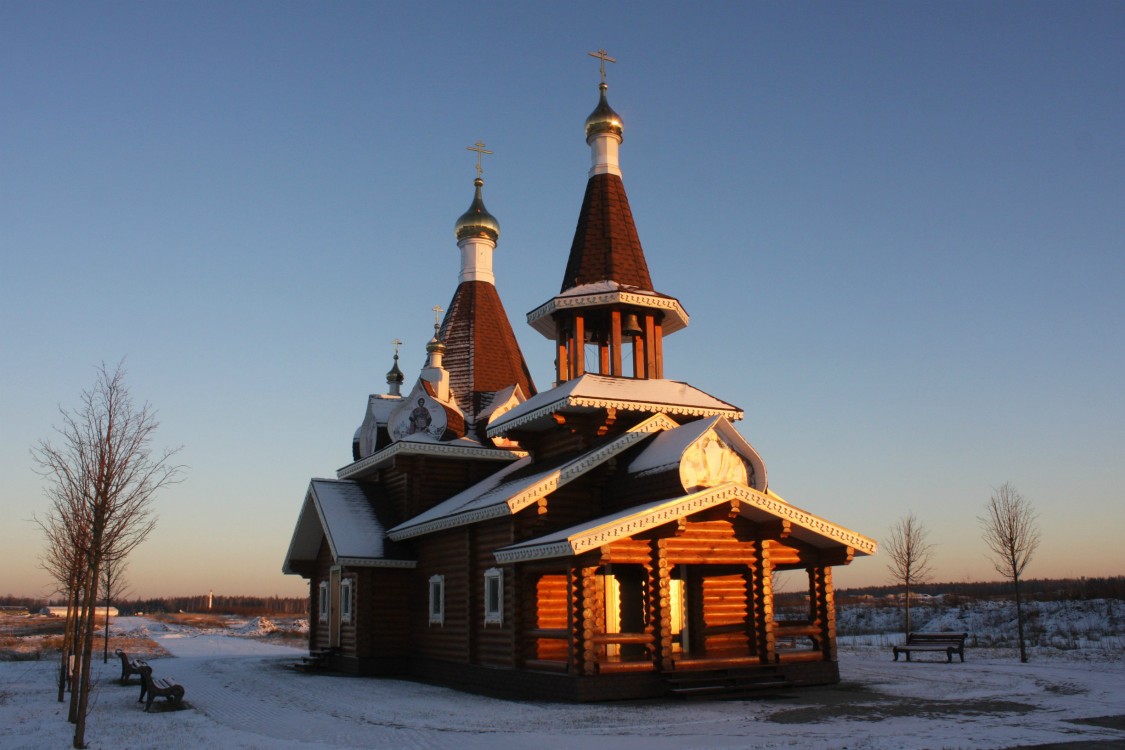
[576,566,601,675]
[751,540,776,663]
[653,540,674,670]
[810,566,837,661]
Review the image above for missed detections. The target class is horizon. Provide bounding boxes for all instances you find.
[2,2,1123,599]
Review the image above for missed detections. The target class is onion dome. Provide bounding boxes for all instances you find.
[455,178,500,242]
[385,351,404,388]
[585,82,623,140]
[426,321,446,356]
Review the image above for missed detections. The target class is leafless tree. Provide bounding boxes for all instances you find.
[101,553,131,664]
[32,362,183,748]
[980,482,1040,663]
[884,512,934,635]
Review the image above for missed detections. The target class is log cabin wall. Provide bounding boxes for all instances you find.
[354,568,413,660]
[310,536,335,652]
[470,518,517,667]
[413,527,471,664]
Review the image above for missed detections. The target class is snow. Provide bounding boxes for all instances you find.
[2,613,1124,749]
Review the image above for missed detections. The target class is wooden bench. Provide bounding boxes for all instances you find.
[115,649,148,685]
[893,632,967,663]
[137,665,185,712]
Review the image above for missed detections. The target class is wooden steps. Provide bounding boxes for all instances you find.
[665,666,791,699]
[292,648,337,672]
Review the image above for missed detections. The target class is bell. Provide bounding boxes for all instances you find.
[621,312,642,338]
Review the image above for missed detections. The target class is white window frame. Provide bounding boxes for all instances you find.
[428,574,445,626]
[340,578,353,623]
[317,580,329,623]
[484,568,503,626]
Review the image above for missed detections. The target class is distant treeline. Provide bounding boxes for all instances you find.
[834,576,1125,603]
[0,593,308,616]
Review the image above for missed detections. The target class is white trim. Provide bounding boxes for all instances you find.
[337,438,523,480]
[493,482,878,563]
[340,578,353,623]
[428,575,445,626]
[317,580,329,623]
[484,568,503,626]
[487,392,740,437]
[527,289,689,338]
[336,557,417,569]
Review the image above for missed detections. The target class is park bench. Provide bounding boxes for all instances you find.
[115,649,148,685]
[137,664,185,711]
[892,632,967,663]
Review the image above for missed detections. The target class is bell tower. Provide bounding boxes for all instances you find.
[527,50,689,384]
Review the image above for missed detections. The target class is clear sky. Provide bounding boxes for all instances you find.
[2,2,1123,600]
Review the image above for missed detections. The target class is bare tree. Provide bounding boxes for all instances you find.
[101,553,131,664]
[32,362,183,748]
[884,512,934,635]
[980,482,1040,663]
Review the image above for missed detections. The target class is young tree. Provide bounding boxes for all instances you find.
[980,482,1040,663]
[100,553,131,664]
[32,362,182,748]
[884,512,934,635]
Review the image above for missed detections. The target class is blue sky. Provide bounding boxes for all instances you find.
[2,1,1122,599]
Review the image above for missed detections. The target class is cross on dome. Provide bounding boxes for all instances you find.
[466,141,492,179]
[587,49,616,83]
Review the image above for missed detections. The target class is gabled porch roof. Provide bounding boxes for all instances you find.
[283,479,416,573]
[492,482,877,563]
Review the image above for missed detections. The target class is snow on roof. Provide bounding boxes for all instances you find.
[627,415,769,491]
[494,482,876,563]
[389,413,679,540]
[337,434,521,480]
[487,374,741,436]
[284,479,413,571]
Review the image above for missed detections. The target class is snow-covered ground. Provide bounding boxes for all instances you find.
[2,615,1123,750]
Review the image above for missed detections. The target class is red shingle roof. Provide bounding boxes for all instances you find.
[560,173,653,293]
[440,280,537,420]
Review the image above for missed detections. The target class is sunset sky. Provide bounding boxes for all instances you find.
[2,2,1122,599]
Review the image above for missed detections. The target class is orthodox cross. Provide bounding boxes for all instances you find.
[391,337,402,357]
[588,49,617,84]
[466,141,492,179]
[432,305,444,327]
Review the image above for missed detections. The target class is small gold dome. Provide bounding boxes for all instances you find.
[455,178,500,242]
[584,83,623,139]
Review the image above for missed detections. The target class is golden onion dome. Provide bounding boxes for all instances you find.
[584,82,623,139]
[455,178,500,242]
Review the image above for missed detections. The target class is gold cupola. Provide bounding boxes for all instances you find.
[454,177,500,242]
[585,82,623,140]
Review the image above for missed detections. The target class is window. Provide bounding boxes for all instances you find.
[428,574,445,626]
[317,581,329,623]
[340,578,353,623]
[484,568,503,625]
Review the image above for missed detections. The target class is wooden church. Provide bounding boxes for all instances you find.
[283,54,876,701]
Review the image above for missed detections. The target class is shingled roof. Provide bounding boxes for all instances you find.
[440,279,536,421]
[560,173,654,293]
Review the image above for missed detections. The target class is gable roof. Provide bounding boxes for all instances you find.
[486,374,742,437]
[388,413,680,540]
[627,415,769,492]
[561,173,653,292]
[493,482,877,563]
[282,479,415,572]
[440,280,536,421]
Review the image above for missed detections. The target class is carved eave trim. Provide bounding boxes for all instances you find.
[487,394,740,438]
[337,439,524,480]
[389,413,678,541]
[493,482,877,563]
[336,557,417,569]
[527,289,689,339]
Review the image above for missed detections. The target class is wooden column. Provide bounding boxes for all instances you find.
[556,331,569,384]
[653,321,664,379]
[577,566,601,675]
[811,566,837,661]
[632,330,646,379]
[751,540,776,663]
[573,314,585,377]
[653,540,674,670]
[644,313,658,380]
[610,310,623,376]
[598,336,610,375]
